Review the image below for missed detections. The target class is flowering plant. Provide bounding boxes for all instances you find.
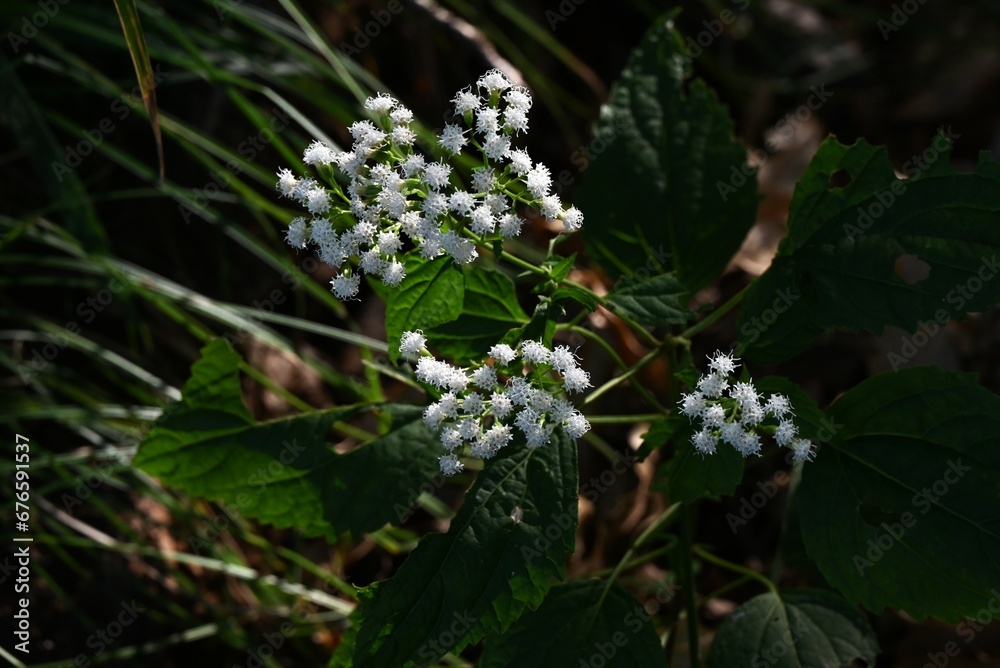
[133,17,1000,668]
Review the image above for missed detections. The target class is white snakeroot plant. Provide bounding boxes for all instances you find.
[679,351,816,462]
[275,69,584,301]
[402,332,592,476]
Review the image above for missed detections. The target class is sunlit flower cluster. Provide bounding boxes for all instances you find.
[401,331,592,476]
[276,69,584,301]
[678,352,815,463]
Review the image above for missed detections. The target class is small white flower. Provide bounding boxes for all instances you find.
[422,162,452,190]
[482,132,511,161]
[381,261,406,287]
[364,93,397,115]
[390,126,416,146]
[276,168,298,197]
[439,453,464,477]
[764,394,793,419]
[540,194,562,220]
[400,154,426,177]
[439,123,468,154]
[563,412,590,439]
[469,205,495,235]
[376,231,402,256]
[452,89,480,115]
[525,163,552,198]
[490,390,513,419]
[285,217,309,249]
[504,87,532,111]
[697,372,729,398]
[562,367,591,393]
[449,191,475,216]
[520,340,550,365]
[477,69,513,95]
[679,392,707,419]
[470,365,497,390]
[692,428,718,455]
[303,140,336,166]
[399,330,426,360]
[561,206,584,232]
[791,438,816,462]
[498,213,523,238]
[503,107,529,134]
[708,351,739,376]
[775,420,797,447]
[390,106,414,125]
[471,168,495,193]
[507,149,532,176]
[306,186,331,215]
[703,404,726,429]
[462,392,484,415]
[476,107,501,135]
[330,274,360,300]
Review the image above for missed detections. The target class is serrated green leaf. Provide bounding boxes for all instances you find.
[350,430,579,667]
[133,339,442,540]
[739,135,1000,363]
[385,255,465,362]
[797,366,1000,622]
[578,14,757,294]
[655,422,745,503]
[606,273,693,327]
[426,268,528,364]
[479,580,666,667]
[545,253,577,283]
[706,589,878,668]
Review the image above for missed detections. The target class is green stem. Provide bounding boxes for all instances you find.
[678,283,751,342]
[692,545,779,597]
[600,502,682,605]
[566,325,669,414]
[681,505,701,668]
[581,344,664,408]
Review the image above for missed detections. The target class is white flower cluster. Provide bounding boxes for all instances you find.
[400,331,592,476]
[276,69,584,301]
[678,352,815,463]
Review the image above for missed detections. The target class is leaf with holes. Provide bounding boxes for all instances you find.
[739,134,1000,363]
[797,366,1000,622]
[706,589,878,668]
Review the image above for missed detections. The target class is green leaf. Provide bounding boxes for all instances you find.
[706,589,878,668]
[578,13,757,294]
[384,255,465,362]
[426,268,528,364]
[739,135,1000,363]
[654,420,744,503]
[606,273,693,327]
[133,339,442,540]
[502,295,561,348]
[350,430,579,667]
[479,580,667,667]
[797,366,1000,621]
[545,253,577,283]
[550,287,598,312]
